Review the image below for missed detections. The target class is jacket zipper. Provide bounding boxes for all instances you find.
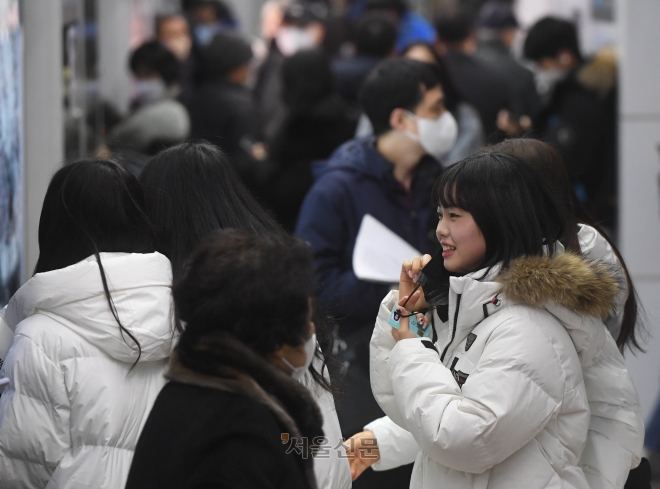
[440,293,462,363]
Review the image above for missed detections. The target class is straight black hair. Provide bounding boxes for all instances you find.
[140,141,284,280]
[354,11,398,57]
[141,141,336,392]
[35,159,156,364]
[402,41,463,114]
[433,152,567,273]
[281,49,335,115]
[129,40,181,87]
[523,17,583,62]
[489,138,643,352]
[359,58,439,135]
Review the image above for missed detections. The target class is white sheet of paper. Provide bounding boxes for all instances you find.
[353,214,421,283]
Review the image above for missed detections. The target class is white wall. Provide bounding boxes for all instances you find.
[617,0,660,423]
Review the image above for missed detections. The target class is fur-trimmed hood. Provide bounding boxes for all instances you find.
[444,252,622,368]
[496,253,620,320]
[167,333,324,489]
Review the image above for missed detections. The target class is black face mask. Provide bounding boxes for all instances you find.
[418,250,454,307]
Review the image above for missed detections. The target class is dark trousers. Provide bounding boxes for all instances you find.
[332,325,414,489]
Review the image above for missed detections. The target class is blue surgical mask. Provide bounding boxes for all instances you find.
[194,23,220,46]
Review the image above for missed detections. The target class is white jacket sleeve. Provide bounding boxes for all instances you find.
[0,306,13,365]
[579,334,644,489]
[369,290,410,430]
[303,357,352,489]
[0,333,71,489]
[386,317,567,474]
[364,416,419,471]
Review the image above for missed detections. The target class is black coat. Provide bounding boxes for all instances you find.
[534,55,617,226]
[187,79,262,187]
[265,95,359,231]
[125,335,323,489]
[443,51,513,139]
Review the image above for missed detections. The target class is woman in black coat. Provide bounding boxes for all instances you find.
[125,231,324,489]
[265,49,359,232]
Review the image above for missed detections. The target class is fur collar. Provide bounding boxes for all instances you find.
[167,333,323,489]
[577,47,617,98]
[496,253,621,319]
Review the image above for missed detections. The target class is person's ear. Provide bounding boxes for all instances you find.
[389,107,409,132]
[270,343,286,360]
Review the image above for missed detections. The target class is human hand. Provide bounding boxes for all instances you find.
[400,255,432,311]
[391,293,428,342]
[344,430,380,481]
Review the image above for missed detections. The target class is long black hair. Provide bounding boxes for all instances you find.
[141,141,336,391]
[402,41,462,114]
[433,152,568,273]
[139,141,283,280]
[35,159,155,364]
[281,49,336,115]
[489,138,643,352]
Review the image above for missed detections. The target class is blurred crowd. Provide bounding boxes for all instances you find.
[103,0,618,233]
[1,2,650,489]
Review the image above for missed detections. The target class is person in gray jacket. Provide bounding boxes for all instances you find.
[108,41,190,158]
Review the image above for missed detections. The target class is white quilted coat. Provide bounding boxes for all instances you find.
[369,248,643,489]
[0,252,174,489]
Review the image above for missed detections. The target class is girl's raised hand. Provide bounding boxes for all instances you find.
[392,292,427,342]
[399,254,432,312]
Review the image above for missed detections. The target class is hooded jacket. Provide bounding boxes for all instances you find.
[370,251,643,489]
[0,252,174,489]
[295,136,440,329]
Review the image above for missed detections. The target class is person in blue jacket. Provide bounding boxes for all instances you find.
[295,59,457,450]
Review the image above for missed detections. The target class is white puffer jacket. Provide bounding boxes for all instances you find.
[367,226,643,489]
[370,251,643,489]
[0,252,173,489]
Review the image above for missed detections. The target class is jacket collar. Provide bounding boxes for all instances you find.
[440,252,621,364]
[169,332,324,489]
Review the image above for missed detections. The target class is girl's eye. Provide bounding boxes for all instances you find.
[449,213,459,218]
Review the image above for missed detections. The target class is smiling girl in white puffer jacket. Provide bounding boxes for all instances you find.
[364,153,643,489]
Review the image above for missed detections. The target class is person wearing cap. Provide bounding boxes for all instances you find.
[474,0,539,130]
[254,1,329,143]
[187,31,263,189]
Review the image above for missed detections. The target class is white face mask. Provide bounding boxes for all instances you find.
[405,111,459,160]
[534,67,566,95]
[281,333,316,381]
[135,79,167,103]
[275,27,316,56]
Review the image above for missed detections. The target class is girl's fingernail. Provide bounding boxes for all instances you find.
[413,274,419,283]
[407,270,413,278]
